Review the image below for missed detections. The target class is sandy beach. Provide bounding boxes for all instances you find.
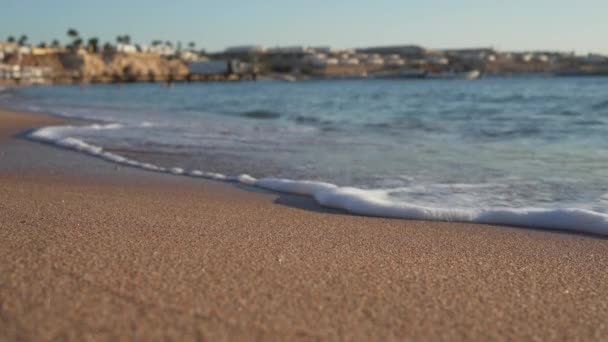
[1,107,607,341]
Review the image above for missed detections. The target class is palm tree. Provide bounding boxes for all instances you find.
[103,42,115,53]
[7,36,16,43]
[87,37,99,53]
[116,35,131,45]
[188,41,196,50]
[17,35,28,46]
[67,29,79,39]
[51,39,61,48]
[151,40,162,46]
[38,42,48,48]
[72,38,83,49]
[67,29,80,51]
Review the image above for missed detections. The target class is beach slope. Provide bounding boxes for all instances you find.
[1,108,607,341]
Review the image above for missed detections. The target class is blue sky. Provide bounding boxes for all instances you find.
[2,0,607,54]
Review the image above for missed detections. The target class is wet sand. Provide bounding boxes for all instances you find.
[1,108,607,341]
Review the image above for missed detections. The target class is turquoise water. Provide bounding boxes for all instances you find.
[3,78,608,216]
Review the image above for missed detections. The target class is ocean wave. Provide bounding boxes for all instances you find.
[573,119,605,126]
[478,127,542,139]
[294,115,322,124]
[239,110,282,119]
[365,118,442,133]
[485,94,527,103]
[591,99,608,111]
[26,124,608,236]
[29,125,166,172]
[557,109,581,116]
[86,123,124,130]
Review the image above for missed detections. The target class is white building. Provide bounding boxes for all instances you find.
[0,64,51,84]
[535,54,549,63]
[384,54,405,66]
[16,46,31,55]
[139,44,177,56]
[582,53,608,64]
[365,56,384,66]
[521,54,534,63]
[116,43,137,54]
[426,55,449,65]
[310,46,337,54]
[385,59,405,67]
[179,50,203,62]
[303,54,328,68]
[0,42,18,55]
[340,58,360,66]
[0,64,19,80]
[325,58,339,66]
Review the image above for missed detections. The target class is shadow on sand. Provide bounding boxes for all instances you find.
[232,183,608,240]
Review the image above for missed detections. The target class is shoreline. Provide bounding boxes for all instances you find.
[3,72,608,89]
[1,106,608,339]
[9,95,607,236]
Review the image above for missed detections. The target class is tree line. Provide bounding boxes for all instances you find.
[6,29,200,54]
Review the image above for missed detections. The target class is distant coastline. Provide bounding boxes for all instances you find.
[2,32,608,85]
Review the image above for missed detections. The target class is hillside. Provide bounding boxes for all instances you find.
[21,51,189,83]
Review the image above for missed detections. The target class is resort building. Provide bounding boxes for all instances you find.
[266,46,311,54]
[0,64,53,84]
[582,53,608,64]
[179,50,204,62]
[139,44,177,56]
[116,43,138,54]
[356,45,426,58]
[224,45,266,55]
[0,42,18,57]
[310,46,338,54]
[31,47,65,55]
[441,47,496,62]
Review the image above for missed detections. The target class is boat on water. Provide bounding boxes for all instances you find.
[425,70,481,80]
[256,73,300,82]
[371,68,481,80]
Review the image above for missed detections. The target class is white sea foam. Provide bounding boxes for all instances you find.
[27,124,608,236]
[255,178,338,196]
[237,174,257,185]
[29,124,166,173]
[87,123,124,130]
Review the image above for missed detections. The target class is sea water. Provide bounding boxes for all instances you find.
[2,77,608,234]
